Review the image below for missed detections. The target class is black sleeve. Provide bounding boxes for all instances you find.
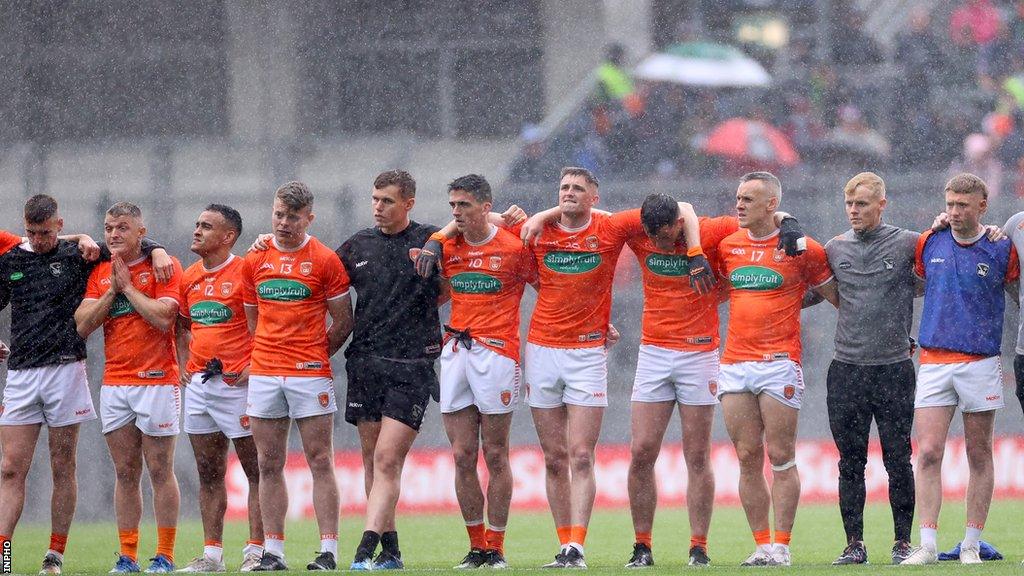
[97,237,165,261]
[0,279,9,313]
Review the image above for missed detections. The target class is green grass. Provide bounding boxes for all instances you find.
[7,502,1024,574]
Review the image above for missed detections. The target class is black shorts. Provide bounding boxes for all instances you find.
[344,355,437,431]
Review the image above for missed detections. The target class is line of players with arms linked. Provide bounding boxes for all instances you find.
[0,166,1020,572]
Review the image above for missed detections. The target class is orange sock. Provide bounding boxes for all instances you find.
[775,530,791,546]
[119,529,139,562]
[753,529,772,547]
[635,532,652,548]
[556,526,572,546]
[690,535,708,551]
[466,522,487,550]
[246,539,264,548]
[49,533,68,555]
[156,526,176,563]
[570,525,588,546]
[485,528,505,554]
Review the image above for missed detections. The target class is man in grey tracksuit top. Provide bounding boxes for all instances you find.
[822,173,919,566]
[1002,210,1024,415]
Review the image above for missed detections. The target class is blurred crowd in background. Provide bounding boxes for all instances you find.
[511,0,1024,200]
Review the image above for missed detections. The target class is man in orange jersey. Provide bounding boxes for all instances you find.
[176,205,263,572]
[75,202,185,573]
[242,182,353,571]
[435,175,536,570]
[515,167,706,568]
[716,172,837,567]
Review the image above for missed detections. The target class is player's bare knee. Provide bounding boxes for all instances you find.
[481,443,509,473]
[568,447,594,473]
[734,443,765,467]
[452,445,479,473]
[629,444,659,471]
[0,458,29,482]
[964,441,994,469]
[114,464,142,486]
[916,443,944,469]
[196,460,226,486]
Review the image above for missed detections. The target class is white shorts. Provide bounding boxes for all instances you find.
[524,343,608,408]
[718,360,804,410]
[631,345,719,406]
[100,384,181,436]
[916,357,1005,413]
[0,361,96,427]
[246,375,336,420]
[184,374,252,438]
[440,343,520,414]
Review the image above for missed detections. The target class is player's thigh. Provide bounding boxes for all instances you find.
[442,406,481,453]
[479,411,513,450]
[630,400,675,457]
[0,423,42,472]
[187,432,231,478]
[565,404,604,453]
[961,408,995,458]
[913,406,956,458]
[954,357,1005,413]
[140,432,178,473]
[720,392,764,456]
[104,422,144,474]
[758,394,799,464]
[46,422,81,463]
[679,403,715,459]
[530,405,569,460]
[249,416,290,468]
[296,413,335,464]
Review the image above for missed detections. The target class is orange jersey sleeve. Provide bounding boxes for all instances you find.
[627,216,736,352]
[1007,245,1020,282]
[84,257,182,385]
[180,255,253,377]
[526,211,633,348]
[441,227,530,362]
[0,230,20,256]
[914,230,933,278]
[719,230,829,364]
[244,236,349,377]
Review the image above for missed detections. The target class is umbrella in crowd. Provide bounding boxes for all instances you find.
[698,117,800,168]
[633,41,772,88]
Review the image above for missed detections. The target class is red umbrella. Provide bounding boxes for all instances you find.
[702,118,800,167]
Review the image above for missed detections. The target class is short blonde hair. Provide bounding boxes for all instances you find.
[844,172,886,199]
[944,173,988,199]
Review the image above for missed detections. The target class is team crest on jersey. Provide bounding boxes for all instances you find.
[318,392,330,408]
[239,415,251,430]
[977,263,990,277]
[500,389,512,406]
[708,380,718,396]
[138,272,152,285]
[489,256,502,270]
[221,282,233,296]
[584,235,600,250]
[260,262,274,271]
[883,258,895,270]
[300,261,313,275]
[772,249,785,262]
[49,262,63,276]
[783,385,796,400]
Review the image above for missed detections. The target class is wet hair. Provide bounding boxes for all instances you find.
[945,172,988,199]
[205,203,243,235]
[24,194,58,224]
[844,172,886,199]
[640,193,679,236]
[374,169,417,199]
[275,181,314,211]
[560,166,599,188]
[106,201,143,221]
[448,174,492,203]
[740,171,782,200]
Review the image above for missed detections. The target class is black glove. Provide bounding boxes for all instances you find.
[688,252,716,295]
[778,216,807,256]
[415,238,443,278]
[444,325,473,350]
[201,357,224,384]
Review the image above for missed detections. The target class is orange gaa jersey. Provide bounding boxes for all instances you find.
[243,235,349,377]
[628,216,738,352]
[180,254,253,378]
[83,255,183,385]
[441,225,536,363]
[0,230,20,256]
[718,229,832,364]
[528,209,644,348]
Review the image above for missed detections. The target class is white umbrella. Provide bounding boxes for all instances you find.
[633,42,771,88]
